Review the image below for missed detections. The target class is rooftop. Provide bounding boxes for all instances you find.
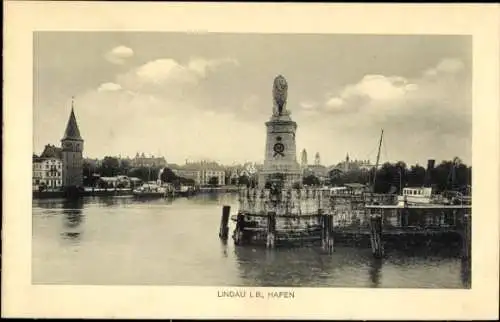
[62,106,83,141]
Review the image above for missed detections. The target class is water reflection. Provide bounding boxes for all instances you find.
[35,198,65,210]
[233,246,339,287]
[61,198,84,241]
[191,192,238,205]
[460,258,471,288]
[220,239,229,257]
[369,258,383,287]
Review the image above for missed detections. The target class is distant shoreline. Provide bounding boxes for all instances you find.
[32,186,241,199]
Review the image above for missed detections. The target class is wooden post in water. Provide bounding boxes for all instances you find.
[462,211,471,259]
[369,210,384,258]
[219,205,231,240]
[234,212,245,245]
[327,214,335,252]
[320,210,334,251]
[266,212,276,248]
[320,209,326,249]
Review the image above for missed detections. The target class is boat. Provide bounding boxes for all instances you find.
[174,185,195,197]
[133,182,170,198]
[396,187,471,206]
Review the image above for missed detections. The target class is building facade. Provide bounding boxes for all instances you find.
[131,153,167,168]
[336,153,373,172]
[61,103,84,188]
[33,157,63,189]
[172,169,202,184]
[200,169,226,186]
[170,160,226,186]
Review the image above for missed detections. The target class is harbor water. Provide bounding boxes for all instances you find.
[32,193,470,288]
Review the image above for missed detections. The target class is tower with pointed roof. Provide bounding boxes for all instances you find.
[344,153,350,172]
[61,98,84,188]
[314,152,321,166]
[300,149,308,168]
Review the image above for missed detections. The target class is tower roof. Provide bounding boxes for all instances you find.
[62,100,82,141]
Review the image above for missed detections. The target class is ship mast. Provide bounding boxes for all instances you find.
[371,129,384,192]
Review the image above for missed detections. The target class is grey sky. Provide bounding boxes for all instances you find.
[33,32,471,166]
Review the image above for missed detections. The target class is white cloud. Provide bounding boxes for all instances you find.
[422,58,465,80]
[115,57,239,93]
[104,46,134,65]
[188,57,239,78]
[68,55,245,162]
[341,75,415,101]
[323,58,466,115]
[312,57,471,163]
[300,101,318,110]
[97,82,122,92]
[324,97,344,110]
[434,58,464,74]
[135,59,197,85]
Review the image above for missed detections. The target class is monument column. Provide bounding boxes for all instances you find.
[258,75,302,188]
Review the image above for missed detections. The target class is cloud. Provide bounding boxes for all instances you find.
[300,101,318,110]
[307,57,471,163]
[324,75,419,113]
[322,58,466,115]
[70,55,244,161]
[324,97,344,111]
[188,57,239,78]
[97,82,122,92]
[134,59,198,85]
[104,46,134,65]
[424,58,465,78]
[114,57,239,95]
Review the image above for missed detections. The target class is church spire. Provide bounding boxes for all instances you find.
[62,96,82,141]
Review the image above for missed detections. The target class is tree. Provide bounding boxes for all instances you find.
[407,164,426,187]
[328,168,343,186]
[128,167,157,182]
[208,176,219,186]
[303,175,320,186]
[160,168,179,183]
[120,159,131,175]
[82,161,97,186]
[99,156,120,177]
[238,175,249,186]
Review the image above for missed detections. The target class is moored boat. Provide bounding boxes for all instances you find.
[133,182,171,198]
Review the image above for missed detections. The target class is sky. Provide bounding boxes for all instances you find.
[33,32,472,166]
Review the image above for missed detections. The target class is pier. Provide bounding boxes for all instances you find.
[227,186,472,258]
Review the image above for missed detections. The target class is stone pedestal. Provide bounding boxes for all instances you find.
[258,112,302,188]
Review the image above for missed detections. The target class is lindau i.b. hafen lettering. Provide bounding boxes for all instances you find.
[217,289,295,299]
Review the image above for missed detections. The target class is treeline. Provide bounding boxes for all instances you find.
[83,156,257,187]
[327,159,471,194]
[82,156,195,186]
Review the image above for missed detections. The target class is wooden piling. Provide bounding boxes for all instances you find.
[369,212,384,258]
[219,205,231,240]
[462,212,471,259]
[327,214,335,252]
[320,210,327,249]
[266,212,276,248]
[234,212,245,245]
